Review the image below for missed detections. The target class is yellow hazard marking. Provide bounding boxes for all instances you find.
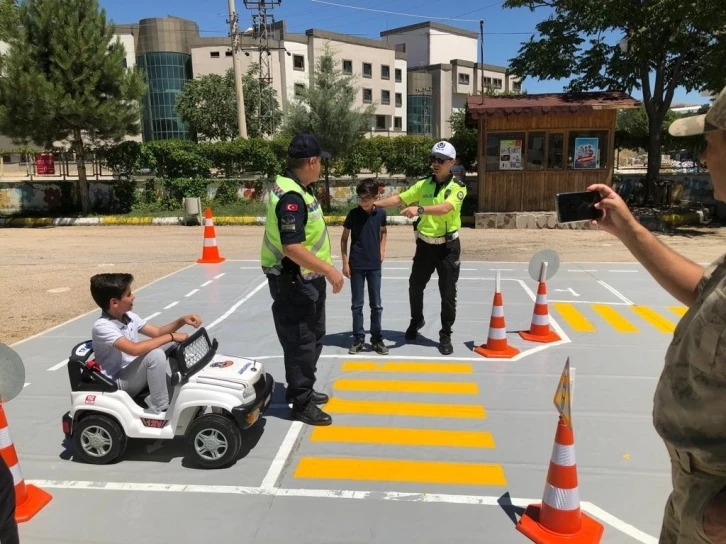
[622,453,631,460]
[341,361,473,374]
[333,379,478,395]
[294,458,507,486]
[553,303,596,332]
[669,306,688,317]
[592,304,639,332]
[324,397,486,419]
[310,426,496,448]
[631,306,676,333]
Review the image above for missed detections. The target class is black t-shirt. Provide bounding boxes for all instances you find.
[343,206,387,270]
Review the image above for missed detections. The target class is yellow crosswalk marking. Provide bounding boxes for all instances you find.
[341,361,473,374]
[669,306,688,317]
[333,379,478,395]
[592,304,639,332]
[553,303,596,332]
[324,397,486,418]
[310,426,496,448]
[631,306,676,333]
[294,458,507,486]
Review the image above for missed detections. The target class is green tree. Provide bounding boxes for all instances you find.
[0,0,146,213]
[283,44,376,159]
[503,0,726,182]
[175,65,282,141]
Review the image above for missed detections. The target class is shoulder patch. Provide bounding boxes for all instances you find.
[455,179,466,187]
[457,191,465,201]
[285,203,299,212]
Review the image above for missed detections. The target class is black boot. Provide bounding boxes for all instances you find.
[405,318,425,341]
[438,335,453,355]
[311,390,329,404]
[291,401,332,426]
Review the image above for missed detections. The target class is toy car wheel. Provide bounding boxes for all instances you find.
[186,414,242,469]
[72,414,127,465]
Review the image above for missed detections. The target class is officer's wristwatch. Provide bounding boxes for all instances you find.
[417,206,425,215]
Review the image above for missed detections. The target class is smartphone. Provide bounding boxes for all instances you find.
[555,191,603,223]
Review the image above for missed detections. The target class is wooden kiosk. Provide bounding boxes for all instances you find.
[466,92,639,213]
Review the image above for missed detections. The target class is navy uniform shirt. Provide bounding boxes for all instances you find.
[343,206,387,270]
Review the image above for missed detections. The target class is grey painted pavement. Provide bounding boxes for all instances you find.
[6,259,680,543]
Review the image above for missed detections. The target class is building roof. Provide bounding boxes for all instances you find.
[466,91,640,119]
[380,21,479,39]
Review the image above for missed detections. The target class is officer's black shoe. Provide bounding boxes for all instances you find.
[372,339,389,355]
[348,339,364,354]
[438,335,453,355]
[291,401,332,426]
[312,390,329,404]
[405,319,425,341]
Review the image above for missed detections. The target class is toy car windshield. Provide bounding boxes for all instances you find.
[173,327,218,379]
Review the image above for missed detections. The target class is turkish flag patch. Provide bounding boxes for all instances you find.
[285,203,299,212]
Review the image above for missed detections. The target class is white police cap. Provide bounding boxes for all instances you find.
[431,141,456,159]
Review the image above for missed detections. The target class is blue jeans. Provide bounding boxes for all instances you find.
[351,269,382,342]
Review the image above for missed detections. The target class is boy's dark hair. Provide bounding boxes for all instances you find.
[90,273,134,311]
[356,178,379,198]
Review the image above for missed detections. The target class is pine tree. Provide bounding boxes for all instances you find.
[0,0,146,213]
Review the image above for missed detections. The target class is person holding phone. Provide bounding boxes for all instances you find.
[587,85,726,543]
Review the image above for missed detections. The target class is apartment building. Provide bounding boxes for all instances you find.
[381,21,522,138]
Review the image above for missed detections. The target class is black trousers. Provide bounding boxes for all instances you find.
[409,237,461,338]
[0,454,19,544]
[268,274,326,406]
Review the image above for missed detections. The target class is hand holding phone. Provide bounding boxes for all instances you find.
[555,191,604,223]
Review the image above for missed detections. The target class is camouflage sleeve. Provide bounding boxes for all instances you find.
[698,254,726,295]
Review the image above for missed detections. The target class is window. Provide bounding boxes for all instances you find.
[381,90,390,105]
[381,65,390,79]
[376,115,386,130]
[486,133,526,172]
[395,92,402,107]
[395,68,402,82]
[294,83,305,97]
[394,117,402,130]
[526,132,546,170]
[342,59,352,74]
[568,131,608,170]
[225,51,233,57]
[363,62,372,78]
[363,88,372,103]
[210,51,220,58]
[122,58,127,69]
[407,94,432,135]
[458,73,470,85]
[513,80,522,92]
[547,133,564,170]
[293,55,305,71]
[484,77,503,89]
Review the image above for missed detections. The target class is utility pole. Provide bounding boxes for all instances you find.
[479,19,485,103]
[228,0,248,138]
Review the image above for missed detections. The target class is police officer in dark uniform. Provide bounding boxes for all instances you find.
[0,453,19,544]
[260,134,344,426]
[376,141,466,355]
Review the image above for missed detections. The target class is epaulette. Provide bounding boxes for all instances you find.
[454,178,466,187]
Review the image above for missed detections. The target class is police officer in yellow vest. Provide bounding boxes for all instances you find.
[376,141,466,355]
[261,134,344,426]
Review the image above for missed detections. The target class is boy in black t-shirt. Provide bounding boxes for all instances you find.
[341,178,389,355]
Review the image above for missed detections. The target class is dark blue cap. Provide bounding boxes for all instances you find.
[287,134,331,159]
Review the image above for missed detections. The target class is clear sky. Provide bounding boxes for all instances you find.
[99,0,711,106]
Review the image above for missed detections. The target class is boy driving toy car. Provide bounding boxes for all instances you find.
[89,273,202,414]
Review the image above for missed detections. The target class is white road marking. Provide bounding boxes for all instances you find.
[555,288,580,297]
[163,301,179,310]
[48,359,69,372]
[25,480,657,543]
[598,280,634,305]
[201,280,213,287]
[260,421,303,489]
[11,264,197,347]
[608,270,639,273]
[184,289,199,297]
[207,280,267,330]
[143,312,161,321]
[567,269,597,272]
[489,268,514,271]
[461,268,477,271]
[214,273,226,280]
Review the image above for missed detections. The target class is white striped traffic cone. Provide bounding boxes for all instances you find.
[474,276,519,358]
[516,416,604,543]
[0,402,52,522]
[520,279,561,343]
[197,207,226,264]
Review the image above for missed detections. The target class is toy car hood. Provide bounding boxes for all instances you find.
[190,355,263,390]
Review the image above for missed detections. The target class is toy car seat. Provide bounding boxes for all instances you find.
[67,340,118,393]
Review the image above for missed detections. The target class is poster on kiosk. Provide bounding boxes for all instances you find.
[35,153,55,175]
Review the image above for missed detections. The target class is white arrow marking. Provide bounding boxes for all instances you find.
[555,288,580,297]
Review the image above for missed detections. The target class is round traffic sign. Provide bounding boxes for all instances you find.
[0,344,26,403]
[528,249,560,282]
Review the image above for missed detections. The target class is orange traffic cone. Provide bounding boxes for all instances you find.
[0,403,52,522]
[474,273,519,358]
[197,207,226,264]
[520,278,560,343]
[516,416,604,543]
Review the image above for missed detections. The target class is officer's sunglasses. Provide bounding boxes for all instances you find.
[430,155,450,164]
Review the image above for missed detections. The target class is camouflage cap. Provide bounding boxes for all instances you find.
[669,85,726,137]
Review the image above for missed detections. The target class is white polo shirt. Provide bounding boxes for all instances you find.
[91,311,147,379]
